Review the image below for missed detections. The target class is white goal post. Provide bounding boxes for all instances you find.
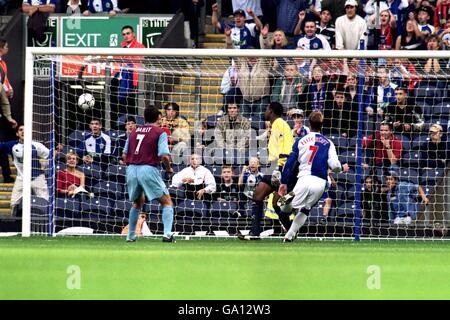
[22,47,450,239]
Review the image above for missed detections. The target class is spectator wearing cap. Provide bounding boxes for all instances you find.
[232,0,263,23]
[412,5,435,36]
[420,124,449,169]
[317,7,336,48]
[289,108,310,138]
[212,3,263,49]
[83,0,122,16]
[384,86,424,136]
[214,94,251,151]
[271,62,307,114]
[161,102,191,150]
[323,90,358,138]
[438,17,450,49]
[385,170,429,224]
[335,0,368,50]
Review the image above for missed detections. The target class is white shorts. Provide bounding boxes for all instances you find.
[291,175,327,211]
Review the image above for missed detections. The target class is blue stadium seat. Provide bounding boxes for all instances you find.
[394,134,411,151]
[336,168,356,187]
[56,145,78,163]
[176,200,207,217]
[420,168,445,186]
[210,201,238,217]
[336,202,355,217]
[112,199,132,218]
[431,102,450,116]
[55,162,67,172]
[91,181,124,199]
[248,115,265,131]
[30,196,49,217]
[80,163,102,187]
[80,196,111,217]
[67,130,87,147]
[144,200,161,214]
[398,168,419,184]
[55,197,81,219]
[429,116,449,131]
[411,134,431,150]
[328,135,349,151]
[338,149,357,165]
[402,151,420,167]
[117,114,144,128]
[105,130,121,142]
[104,164,127,183]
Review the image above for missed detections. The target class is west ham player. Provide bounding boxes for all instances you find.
[238,102,294,240]
[278,112,349,242]
[124,105,175,243]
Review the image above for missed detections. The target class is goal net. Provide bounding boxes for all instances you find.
[22,48,450,240]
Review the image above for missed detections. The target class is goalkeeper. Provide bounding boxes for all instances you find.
[238,102,294,240]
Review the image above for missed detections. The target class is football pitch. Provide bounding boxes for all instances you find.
[1,236,449,300]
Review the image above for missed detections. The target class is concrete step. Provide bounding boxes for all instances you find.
[174,84,221,93]
[0,184,14,192]
[167,93,223,104]
[0,208,11,216]
[0,200,11,208]
[0,191,12,200]
[200,42,228,49]
[179,76,223,86]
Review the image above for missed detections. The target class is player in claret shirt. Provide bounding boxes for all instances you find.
[124,105,175,243]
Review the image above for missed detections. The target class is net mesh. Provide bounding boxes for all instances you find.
[24,50,450,239]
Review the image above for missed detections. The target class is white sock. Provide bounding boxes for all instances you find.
[285,212,307,240]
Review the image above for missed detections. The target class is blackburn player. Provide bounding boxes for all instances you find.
[124,105,175,243]
[238,102,294,240]
[278,111,349,242]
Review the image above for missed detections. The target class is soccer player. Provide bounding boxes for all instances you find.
[278,111,349,242]
[124,105,175,243]
[238,102,294,240]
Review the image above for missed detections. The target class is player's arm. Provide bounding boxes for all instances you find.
[280,138,300,186]
[158,132,173,174]
[327,141,346,174]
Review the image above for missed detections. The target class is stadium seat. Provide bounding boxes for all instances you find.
[394,134,411,151]
[55,162,67,172]
[248,115,265,131]
[67,130,87,147]
[210,201,239,217]
[411,134,431,150]
[56,145,78,163]
[336,168,356,187]
[105,130,122,142]
[338,149,357,165]
[429,116,449,132]
[420,168,445,186]
[328,135,349,151]
[91,181,124,199]
[176,200,207,217]
[336,202,355,217]
[144,200,161,214]
[80,163,102,187]
[398,168,419,184]
[402,151,420,168]
[117,114,144,128]
[30,196,49,217]
[80,196,111,217]
[104,164,127,183]
[112,199,132,218]
[55,197,81,219]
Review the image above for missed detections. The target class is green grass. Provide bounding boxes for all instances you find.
[1,236,450,300]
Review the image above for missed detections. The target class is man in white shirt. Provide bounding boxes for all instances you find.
[335,0,368,50]
[171,154,216,200]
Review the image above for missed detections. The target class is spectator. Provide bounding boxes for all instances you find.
[214,94,251,151]
[385,170,429,224]
[296,19,332,50]
[316,7,336,49]
[434,0,450,30]
[395,19,424,50]
[361,175,389,223]
[289,108,310,138]
[373,65,398,116]
[438,17,450,49]
[323,90,358,138]
[232,0,263,22]
[160,102,191,154]
[260,27,293,50]
[212,4,263,49]
[368,9,397,50]
[238,156,263,200]
[235,56,270,118]
[413,5,435,36]
[423,34,448,75]
[384,86,424,135]
[420,124,449,169]
[83,0,121,16]
[76,118,112,169]
[0,125,49,212]
[335,0,367,50]
[182,0,204,48]
[171,153,216,200]
[271,63,307,113]
[362,122,402,170]
[0,39,17,183]
[220,60,240,109]
[115,115,136,165]
[66,0,87,14]
[300,64,333,115]
[276,0,308,37]
[22,0,56,15]
[56,152,86,197]
[214,165,241,202]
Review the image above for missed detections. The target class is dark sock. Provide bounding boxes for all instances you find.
[250,200,264,236]
[274,205,292,231]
